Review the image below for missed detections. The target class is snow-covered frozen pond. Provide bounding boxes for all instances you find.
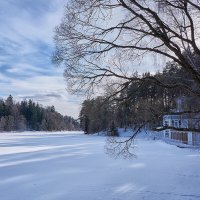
[0,132,200,200]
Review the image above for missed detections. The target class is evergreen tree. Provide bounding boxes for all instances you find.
[0,96,79,132]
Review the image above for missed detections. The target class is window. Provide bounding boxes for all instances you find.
[164,120,169,126]
[174,121,178,128]
[179,120,181,128]
[165,131,169,137]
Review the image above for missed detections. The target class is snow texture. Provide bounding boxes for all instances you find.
[0,131,200,200]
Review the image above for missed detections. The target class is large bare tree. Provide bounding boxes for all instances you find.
[54,0,200,96]
[54,0,200,156]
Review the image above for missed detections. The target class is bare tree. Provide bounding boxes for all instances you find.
[54,0,200,96]
[53,0,200,157]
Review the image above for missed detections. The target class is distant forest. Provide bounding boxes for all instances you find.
[0,95,79,131]
[79,61,200,135]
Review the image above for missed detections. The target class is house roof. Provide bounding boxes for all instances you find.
[163,113,200,120]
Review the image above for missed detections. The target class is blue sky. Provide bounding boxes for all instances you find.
[0,0,82,118]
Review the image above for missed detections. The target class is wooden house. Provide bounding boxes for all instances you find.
[163,98,200,146]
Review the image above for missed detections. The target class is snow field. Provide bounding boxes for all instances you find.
[0,131,200,200]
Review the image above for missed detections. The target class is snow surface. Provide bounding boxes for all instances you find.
[0,131,200,200]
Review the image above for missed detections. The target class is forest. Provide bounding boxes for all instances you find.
[79,60,200,135]
[0,95,79,131]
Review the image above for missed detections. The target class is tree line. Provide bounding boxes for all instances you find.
[0,95,79,131]
[79,61,200,135]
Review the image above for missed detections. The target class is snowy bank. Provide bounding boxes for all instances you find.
[0,132,200,200]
